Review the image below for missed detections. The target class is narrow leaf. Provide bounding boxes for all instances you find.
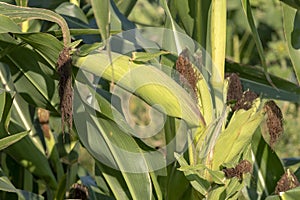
[241,0,274,86]
[91,0,110,41]
[0,14,22,33]
[0,131,28,151]
[175,153,210,196]
[282,4,300,84]
[211,0,226,83]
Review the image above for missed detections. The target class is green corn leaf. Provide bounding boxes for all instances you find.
[74,103,153,199]
[178,164,226,185]
[91,0,110,41]
[248,129,284,199]
[280,0,300,10]
[15,0,28,7]
[282,4,300,84]
[0,2,70,47]
[175,153,210,196]
[241,0,274,87]
[0,14,22,33]
[15,32,63,68]
[212,99,265,170]
[55,2,89,24]
[0,131,28,151]
[74,51,205,128]
[211,0,226,84]
[131,51,170,63]
[277,187,300,199]
[0,64,57,191]
[96,162,131,199]
[0,43,59,112]
[168,0,194,37]
[115,0,137,17]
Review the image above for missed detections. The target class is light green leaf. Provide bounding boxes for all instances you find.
[15,0,28,7]
[115,0,137,17]
[280,0,300,10]
[0,64,58,191]
[0,14,22,33]
[175,153,210,196]
[131,51,170,63]
[279,187,300,199]
[241,0,274,86]
[178,164,225,185]
[74,51,205,128]
[0,131,28,151]
[96,162,131,199]
[91,0,110,41]
[4,136,58,190]
[211,0,226,83]
[2,44,59,112]
[282,4,300,84]
[55,2,88,24]
[212,99,264,170]
[0,2,70,47]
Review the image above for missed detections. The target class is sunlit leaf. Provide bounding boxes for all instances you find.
[0,131,28,151]
[91,0,110,41]
[74,51,205,128]
[0,14,22,33]
[212,99,264,170]
[0,2,70,47]
[175,153,209,196]
[55,2,88,24]
[211,0,226,83]
[282,4,300,84]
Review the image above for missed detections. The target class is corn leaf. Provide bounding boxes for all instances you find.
[282,4,300,85]
[0,2,70,47]
[0,131,28,151]
[212,100,264,170]
[74,51,205,128]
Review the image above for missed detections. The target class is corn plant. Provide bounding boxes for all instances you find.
[0,0,300,199]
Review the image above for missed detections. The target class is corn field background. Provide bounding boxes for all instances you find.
[0,0,300,199]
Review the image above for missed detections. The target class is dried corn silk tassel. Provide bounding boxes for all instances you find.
[176,50,200,101]
[264,100,283,149]
[57,47,73,135]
